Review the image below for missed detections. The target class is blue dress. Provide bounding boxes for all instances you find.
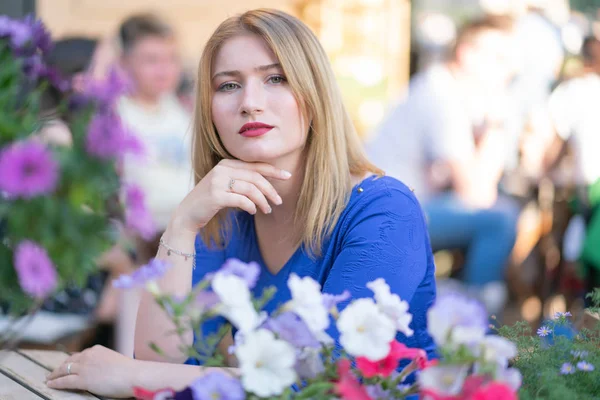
[186,175,437,364]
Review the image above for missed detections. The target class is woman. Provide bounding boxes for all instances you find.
[46,9,436,397]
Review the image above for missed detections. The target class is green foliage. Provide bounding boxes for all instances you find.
[499,290,600,400]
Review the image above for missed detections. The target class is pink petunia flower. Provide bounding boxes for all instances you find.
[0,141,59,198]
[14,240,58,299]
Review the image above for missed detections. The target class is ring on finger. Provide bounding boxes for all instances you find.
[228,178,236,191]
[67,362,72,375]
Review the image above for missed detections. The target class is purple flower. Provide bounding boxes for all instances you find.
[83,68,131,106]
[577,361,594,372]
[263,311,320,348]
[195,290,220,310]
[22,54,45,80]
[366,384,391,399]
[537,326,552,337]
[554,311,572,319]
[85,110,143,160]
[14,240,57,299]
[43,67,69,92]
[25,16,52,54]
[322,290,351,310]
[112,258,170,289]
[218,258,260,288]
[295,347,324,380]
[427,293,488,347]
[0,141,58,198]
[6,19,32,50]
[123,184,156,240]
[188,371,244,400]
[571,350,589,359]
[560,363,575,375]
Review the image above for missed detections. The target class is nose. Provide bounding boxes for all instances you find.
[239,79,265,116]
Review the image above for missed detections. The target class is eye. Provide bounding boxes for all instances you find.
[218,82,240,92]
[267,75,286,84]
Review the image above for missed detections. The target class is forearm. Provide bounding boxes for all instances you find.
[132,359,239,394]
[134,219,197,362]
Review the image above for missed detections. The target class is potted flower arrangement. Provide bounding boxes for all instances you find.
[0,15,151,345]
[116,258,523,399]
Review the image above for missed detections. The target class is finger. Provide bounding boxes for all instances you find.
[225,192,257,215]
[229,169,282,206]
[47,355,80,381]
[228,180,271,214]
[221,160,292,180]
[46,375,82,390]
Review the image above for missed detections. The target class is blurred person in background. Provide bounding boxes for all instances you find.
[544,35,600,300]
[117,13,193,264]
[367,15,519,316]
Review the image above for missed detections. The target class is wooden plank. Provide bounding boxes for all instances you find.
[17,350,70,371]
[0,372,45,400]
[0,351,97,400]
[16,350,125,400]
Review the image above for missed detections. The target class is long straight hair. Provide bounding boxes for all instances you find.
[193,9,382,256]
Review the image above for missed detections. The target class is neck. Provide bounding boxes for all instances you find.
[129,92,162,109]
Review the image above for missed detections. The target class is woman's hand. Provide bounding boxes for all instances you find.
[46,345,137,398]
[173,159,291,233]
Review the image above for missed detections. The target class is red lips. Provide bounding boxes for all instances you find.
[239,122,274,137]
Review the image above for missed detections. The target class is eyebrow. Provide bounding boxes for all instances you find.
[211,63,282,80]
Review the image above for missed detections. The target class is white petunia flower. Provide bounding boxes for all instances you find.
[212,273,260,333]
[287,274,330,338]
[418,365,469,396]
[235,329,297,397]
[479,335,517,367]
[496,367,522,391]
[367,278,414,337]
[337,298,396,361]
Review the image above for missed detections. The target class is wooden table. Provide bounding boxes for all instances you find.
[0,350,121,400]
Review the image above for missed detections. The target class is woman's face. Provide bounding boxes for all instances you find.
[211,34,308,163]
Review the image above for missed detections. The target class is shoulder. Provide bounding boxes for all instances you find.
[350,175,422,213]
[338,175,427,236]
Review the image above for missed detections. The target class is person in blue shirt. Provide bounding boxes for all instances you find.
[46,8,436,398]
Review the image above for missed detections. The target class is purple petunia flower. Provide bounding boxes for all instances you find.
[123,184,156,240]
[14,240,58,299]
[195,290,220,310]
[577,361,595,372]
[21,53,44,80]
[427,293,488,347]
[6,19,31,50]
[112,258,170,289]
[25,16,52,54]
[0,141,58,198]
[83,68,131,106]
[188,372,244,400]
[218,258,260,288]
[263,311,320,348]
[537,326,552,337]
[85,110,143,160]
[560,363,575,375]
[322,290,351,310]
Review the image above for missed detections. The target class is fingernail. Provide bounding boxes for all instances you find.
[281,170,292,178]
[266,206,272,214]
[275,196,283,205]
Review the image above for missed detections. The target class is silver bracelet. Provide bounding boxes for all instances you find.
[159,236,196,269]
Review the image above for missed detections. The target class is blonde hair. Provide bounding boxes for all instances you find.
[193,8,382,256]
